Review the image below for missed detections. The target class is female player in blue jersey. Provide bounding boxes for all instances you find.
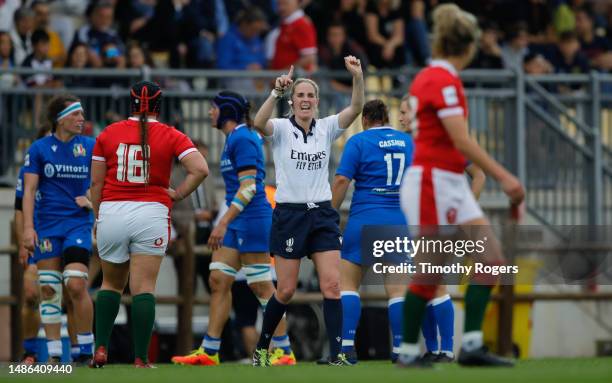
[22,95,95,363]
[172,91,294,366]
[331,99,414,364]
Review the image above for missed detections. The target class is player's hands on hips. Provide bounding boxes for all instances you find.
[344,55,362,77]
[167,188,182,201]
[75,195,92,209]
[208,223,227,251]
[274,65,294,93]
[501,174,525,205]
[23,227,38,253]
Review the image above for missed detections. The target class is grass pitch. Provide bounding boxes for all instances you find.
[2,358,611,383]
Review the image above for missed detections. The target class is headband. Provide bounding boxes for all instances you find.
[56,102,83,122]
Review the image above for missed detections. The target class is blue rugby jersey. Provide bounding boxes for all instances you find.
[336,126,414,213]
[23,134,94,234]
[220,124,271,217]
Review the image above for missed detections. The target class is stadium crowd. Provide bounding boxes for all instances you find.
[0,0,610,92]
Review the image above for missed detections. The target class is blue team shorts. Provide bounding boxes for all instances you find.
[223,215,271,253]
[342,207,407,266]
[33,224,92,263]
[270,201,342,259]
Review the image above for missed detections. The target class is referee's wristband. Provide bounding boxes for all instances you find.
[271,88,283,99]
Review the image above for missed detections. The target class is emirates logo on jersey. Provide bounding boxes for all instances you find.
[446,208,458,224]
[154,237,164,247]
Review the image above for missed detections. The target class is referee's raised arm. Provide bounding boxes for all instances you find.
[338,56,365,129]
[254,65,295,137]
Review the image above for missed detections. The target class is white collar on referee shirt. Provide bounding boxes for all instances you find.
[430,59,458,77]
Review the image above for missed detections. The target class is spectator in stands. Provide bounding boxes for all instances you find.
[0,31,20,89]
[22,29,57,88]
[45,0,89,54]
[71,0,125,69]
[363,0,405,69]
[266,0,318,72]
[63,42,95,87]
[469,21,503,69]
[401,0,430,67]
[216,6,268,91]
[10,7,35,66]
[319,22,368,111]
[575,5,612,71]
[501,22,530,70]
[548,30,590,92]
[523,52,553,75]
[224,0,277,27]
[114,0,157,42]
[31,0,66,68]
[0,1,20,32]
[126,41,154,69]
[180,0,219,69]
[549,30,590,75]
[100,41,127,69]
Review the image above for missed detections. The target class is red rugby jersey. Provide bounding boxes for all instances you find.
[409,60,468,174]
[268,10,317,70]
[92,118,196,208]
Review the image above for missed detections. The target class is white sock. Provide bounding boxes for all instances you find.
[47,340,63,357]
[461,331,483,352]
[397,342,420,363]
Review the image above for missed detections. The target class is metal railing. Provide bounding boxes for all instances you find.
[1,67,612,227]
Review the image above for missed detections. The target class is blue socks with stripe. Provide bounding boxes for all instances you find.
[202,333,221,355]
[341,291,361,354]
[422,294,455,356]
[388,297,404,360]
[271,335,291,353]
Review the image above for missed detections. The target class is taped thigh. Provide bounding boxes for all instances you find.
[209,261,238,277]
[38,270,63,324]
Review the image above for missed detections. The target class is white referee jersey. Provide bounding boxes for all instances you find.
[268,114,344,203]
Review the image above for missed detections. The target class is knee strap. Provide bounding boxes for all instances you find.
[63,269,89,286]
[38,270,63,324]
[243,263,272,284]
[209,261,238,277]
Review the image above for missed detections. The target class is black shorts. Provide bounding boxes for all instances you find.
[270,201,342,259]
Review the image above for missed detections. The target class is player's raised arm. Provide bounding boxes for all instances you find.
[338,56,365,129]
[253,66,294,137]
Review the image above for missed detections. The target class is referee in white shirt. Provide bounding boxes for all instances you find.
[251,56,364,366]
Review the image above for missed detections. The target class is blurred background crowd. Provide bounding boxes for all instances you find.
[0,0,610,91]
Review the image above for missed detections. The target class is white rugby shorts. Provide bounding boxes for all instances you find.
[400,166,483,226]
[97,201,170,263]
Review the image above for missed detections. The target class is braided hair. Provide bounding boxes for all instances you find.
[130,80,162,184]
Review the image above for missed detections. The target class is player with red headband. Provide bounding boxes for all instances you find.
[397,4,524,367]
[89,81,209,368]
